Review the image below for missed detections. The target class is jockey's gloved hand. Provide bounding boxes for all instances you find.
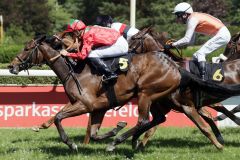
[212,56,221,63]
[164,44,173,50]
[60,49,68,56]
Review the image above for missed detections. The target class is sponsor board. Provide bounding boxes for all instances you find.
[0,86,218,127]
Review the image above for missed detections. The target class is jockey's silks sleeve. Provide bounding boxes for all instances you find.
[67,26,120,60]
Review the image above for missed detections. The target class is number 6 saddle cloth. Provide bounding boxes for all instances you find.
[187,60,224,82]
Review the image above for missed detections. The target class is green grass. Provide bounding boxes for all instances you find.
[0,127,240,160]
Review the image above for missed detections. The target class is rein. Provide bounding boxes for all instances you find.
[46,49,83,96]
[63,58,83,95]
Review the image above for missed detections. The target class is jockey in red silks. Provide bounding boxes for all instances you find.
[95,15,139,41]
[61,19,128,81]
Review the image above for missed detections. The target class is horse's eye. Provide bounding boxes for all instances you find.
[24,48,29,51]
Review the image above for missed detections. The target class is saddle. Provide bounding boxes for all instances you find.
[187,60,224,82]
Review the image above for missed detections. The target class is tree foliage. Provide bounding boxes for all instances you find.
[0,0,239,45]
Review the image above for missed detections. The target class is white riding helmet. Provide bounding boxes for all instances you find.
[173,2,193,14]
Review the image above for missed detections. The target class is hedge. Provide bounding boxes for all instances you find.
[0,44,23,63]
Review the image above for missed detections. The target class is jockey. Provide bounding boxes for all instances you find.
[95,15,139,41]
[166,2,231,80]
[60,19,128,81]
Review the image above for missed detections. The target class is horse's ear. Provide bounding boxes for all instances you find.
[146,25,153,32]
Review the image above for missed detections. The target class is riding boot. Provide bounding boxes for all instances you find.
[198,61,207,81]
[90,58,118,81]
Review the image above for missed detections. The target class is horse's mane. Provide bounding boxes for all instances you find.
[146,27,184,62]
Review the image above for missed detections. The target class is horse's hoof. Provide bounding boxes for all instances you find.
[31,126,40,132]
[216,144,224,151]
[132,140,140,150]
[70,143,78,152]
[136,142,145,151]
[117,121,127,128]
[217,135,225,145]
[106,144,116,152]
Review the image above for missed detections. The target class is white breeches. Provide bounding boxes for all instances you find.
[193,26,231,62]
[88,36,129,58]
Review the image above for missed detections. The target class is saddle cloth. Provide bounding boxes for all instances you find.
[102,52,134,73]
[188,60,224,82]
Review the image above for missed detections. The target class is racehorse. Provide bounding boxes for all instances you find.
[130,31,240,150]
[212,32,240,121]
[8,35,240,151]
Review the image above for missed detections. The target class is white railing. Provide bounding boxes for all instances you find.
[0,69,56,77]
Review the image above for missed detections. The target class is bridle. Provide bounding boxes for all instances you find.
[18,39,83,94]
[128,27,154,54]
[16,40,44,72]
[129,35,147,53]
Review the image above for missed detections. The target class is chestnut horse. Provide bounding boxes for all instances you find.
[9,36,240,152]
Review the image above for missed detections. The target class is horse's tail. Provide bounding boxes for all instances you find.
[179,68,240,98]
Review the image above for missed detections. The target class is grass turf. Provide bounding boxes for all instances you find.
[0,127,239,160]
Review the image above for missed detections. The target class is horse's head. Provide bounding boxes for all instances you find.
[128,27,164,53]
[129,28,183,61]
[8,35,61,74]
[223,32,240,61]
[48,31,81,53]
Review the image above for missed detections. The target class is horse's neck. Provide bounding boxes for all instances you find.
[225,51,240,61]
[48,58,75,84]
[145,34,162,51]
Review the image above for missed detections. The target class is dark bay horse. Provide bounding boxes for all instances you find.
[131,31,240,150]
[8,36,240,151]
[213,32,240,121]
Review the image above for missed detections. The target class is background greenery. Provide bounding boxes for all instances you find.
[0,0,238,84]
[0,0,239,44]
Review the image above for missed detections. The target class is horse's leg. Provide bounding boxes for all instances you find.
[212,104,240,124]
[83,113,92,144]
[84,110,127,143]
[132,104,167,150]
[106,94,151,152]
[181,104,223,150]
[139,126,158,148]
[31,102,72,132]
[54,101,91,151]
[198,107,224,145]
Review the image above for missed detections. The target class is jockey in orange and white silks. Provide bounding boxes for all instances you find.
[169,2,231,80]
[95,15,139,41]
[61,19,128,81]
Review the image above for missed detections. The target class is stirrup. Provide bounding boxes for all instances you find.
[201,74,206,81]
[102,74,118,82]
